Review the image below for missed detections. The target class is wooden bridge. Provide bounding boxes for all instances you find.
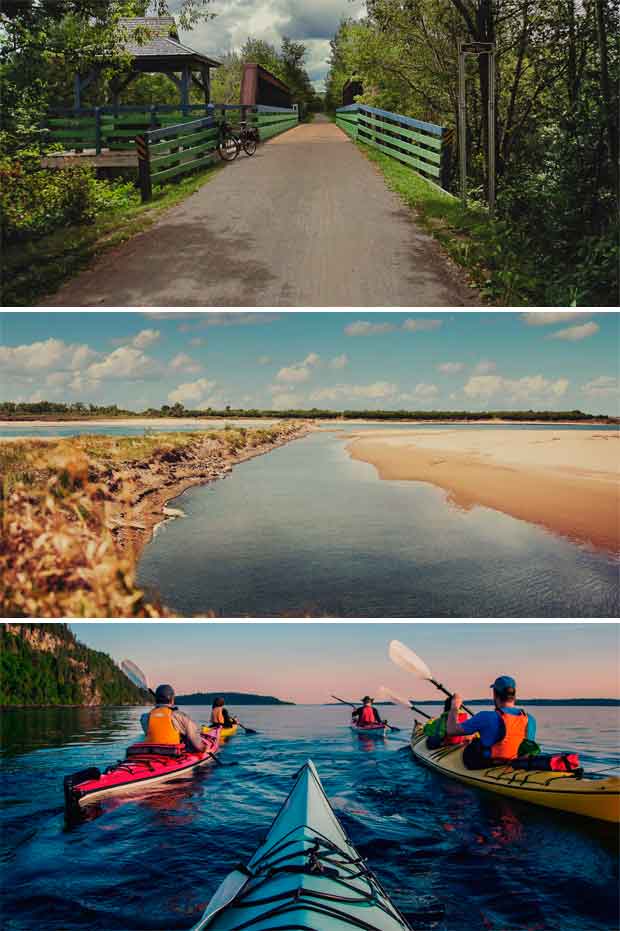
[43,114,476,307]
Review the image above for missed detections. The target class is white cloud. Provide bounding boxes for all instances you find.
[132,328,160,349]
[189,337,205,347]
[86,346,157,381]
[271,391,300,409]
[581,376,618,398]
[402,318,442,332]
[437,362,463,374]
[344,321,395,336]
[474,359,497,374]
[258,355,272,365]
[169,352,202,374]
[309,381,398,402]
[168,378,217,406]
[521,312,598,326]
[329,353,349,369]
[45,371,72,387]
[463,374,569,402]
[549,322,599,342]
[276,364,312,383]
[0,338,96,373]
[303,352,321,367]
[400,383,439,400]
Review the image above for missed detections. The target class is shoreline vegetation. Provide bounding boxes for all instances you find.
[0,421,312,618]
[347,428,619,554]
[0,402,616,425]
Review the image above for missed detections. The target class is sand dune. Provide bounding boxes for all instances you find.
[348,429,619,553]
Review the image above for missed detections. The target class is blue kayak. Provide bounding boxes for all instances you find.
[191,759,413,930]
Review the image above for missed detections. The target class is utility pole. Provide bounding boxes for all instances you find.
[457,39,496,215]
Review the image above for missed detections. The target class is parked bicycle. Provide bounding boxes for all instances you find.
[217,118,260,161]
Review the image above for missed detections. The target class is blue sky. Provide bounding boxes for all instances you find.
[1,311,617,415]
[70,623,619,703]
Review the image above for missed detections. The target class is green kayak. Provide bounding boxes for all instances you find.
[191,759,413,930]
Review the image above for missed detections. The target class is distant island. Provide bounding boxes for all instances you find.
[176,692,295,706]
[0,400,616,424]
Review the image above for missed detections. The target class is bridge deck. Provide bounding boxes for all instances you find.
[43,115,477,306]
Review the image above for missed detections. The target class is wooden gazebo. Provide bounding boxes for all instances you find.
[73,16,221,109]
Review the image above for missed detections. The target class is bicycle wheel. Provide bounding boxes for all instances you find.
[219,131,240,161]
[242,135,257,156]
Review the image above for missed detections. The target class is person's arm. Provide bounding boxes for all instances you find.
[223,709,233,728]
[174,711,206,752]
[447,696,482,736]
[352,708,361,719]
[526,713,537,741]
[140,711,149,735]
[374,707,383,724]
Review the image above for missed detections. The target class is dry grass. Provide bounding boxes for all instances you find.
[0,423,307,618]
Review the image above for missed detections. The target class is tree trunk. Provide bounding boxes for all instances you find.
[595,0,619,199]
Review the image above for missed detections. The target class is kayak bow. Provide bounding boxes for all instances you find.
[203,724,238,743]
[192,760,413,930]
[411,727,620,823]
[64,730,220,812]
[351,723,388,738]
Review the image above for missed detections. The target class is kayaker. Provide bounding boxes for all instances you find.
[446,676,537,769]
[424,696,469,749]
[352,696,384,727]
[211,697,238,729]
[141,684,206,752]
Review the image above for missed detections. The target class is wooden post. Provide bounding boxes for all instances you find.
[180,66,190,115]
[136,134,152,203]
[440,127,455,192]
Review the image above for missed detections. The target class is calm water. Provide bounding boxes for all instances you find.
[1,704,618,931]
[136,430,619,617]
[1,421,617,438]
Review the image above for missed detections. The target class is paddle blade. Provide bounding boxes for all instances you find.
[121,659,149,692]
[377,685,413,709]
[389,640,433,680]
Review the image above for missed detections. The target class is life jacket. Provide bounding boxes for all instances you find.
[359,705,377,725]
[424,711,468,745]
[144,706,181,744]
[490,708,528,761]
[211,706,225,726]
[445,711,468,745]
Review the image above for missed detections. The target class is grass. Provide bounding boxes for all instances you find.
[0,423,303,617]
[2,162,222,307]
[357,143,555,305]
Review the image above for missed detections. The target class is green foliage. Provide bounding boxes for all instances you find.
[0,150,137,244]
[325,0,619,306]
[0,624,150,706]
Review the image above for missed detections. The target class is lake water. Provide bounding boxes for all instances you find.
[136,429,619,617]
[1,704,618,931]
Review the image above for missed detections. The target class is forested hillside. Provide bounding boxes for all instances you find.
[325,0,618,305]
[0,624,151,706]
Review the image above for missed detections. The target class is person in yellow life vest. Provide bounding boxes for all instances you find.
[140,684,205,752]
[446,676,537,770]
[210,697,238,729]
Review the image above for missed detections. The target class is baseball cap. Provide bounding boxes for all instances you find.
[490,676,516,692]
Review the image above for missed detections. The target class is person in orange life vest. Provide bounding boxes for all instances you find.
[140,684,205,752]
[352,696,384,727]
[210,696,238,729]
[446,676,537,770]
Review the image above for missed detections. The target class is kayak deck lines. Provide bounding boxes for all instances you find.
[193,760,413,930]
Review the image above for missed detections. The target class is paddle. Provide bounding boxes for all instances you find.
[331,694,401,732]
[376,686,432,720]
[388,641,474,716]
[121,659,155,699]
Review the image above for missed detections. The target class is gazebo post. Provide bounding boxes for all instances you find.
[74,73,82,110]
[180,64,190,113]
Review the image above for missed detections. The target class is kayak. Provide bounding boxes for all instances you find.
[191,759,413,930]
[203,724,238,742]
[351,722,388,737]
[64,730,220,812]
[410,727,620,823]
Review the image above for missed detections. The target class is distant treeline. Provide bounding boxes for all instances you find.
[408,699,620,707]
[1,401,615,424]
[176,692,294,705]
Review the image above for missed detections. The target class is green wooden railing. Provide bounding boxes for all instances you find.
[336,103,454,191]
[136,105,299,201]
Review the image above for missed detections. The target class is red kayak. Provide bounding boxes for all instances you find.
[350,723,388,737]
[64,730,220,812]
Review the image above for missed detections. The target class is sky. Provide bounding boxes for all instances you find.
[172,0,364,90]
[1,311,617,415]
[70,623,619,703]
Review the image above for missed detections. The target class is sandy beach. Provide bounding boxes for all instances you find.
[347,429,619,553]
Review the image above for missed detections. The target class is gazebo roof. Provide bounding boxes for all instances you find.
[118,17,221,69]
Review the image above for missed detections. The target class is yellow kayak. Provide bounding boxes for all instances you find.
[203,724,238,743]
[410,727,620,824]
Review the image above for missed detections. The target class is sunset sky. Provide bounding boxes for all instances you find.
[2,311,618,416]
[70,624,619,704]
